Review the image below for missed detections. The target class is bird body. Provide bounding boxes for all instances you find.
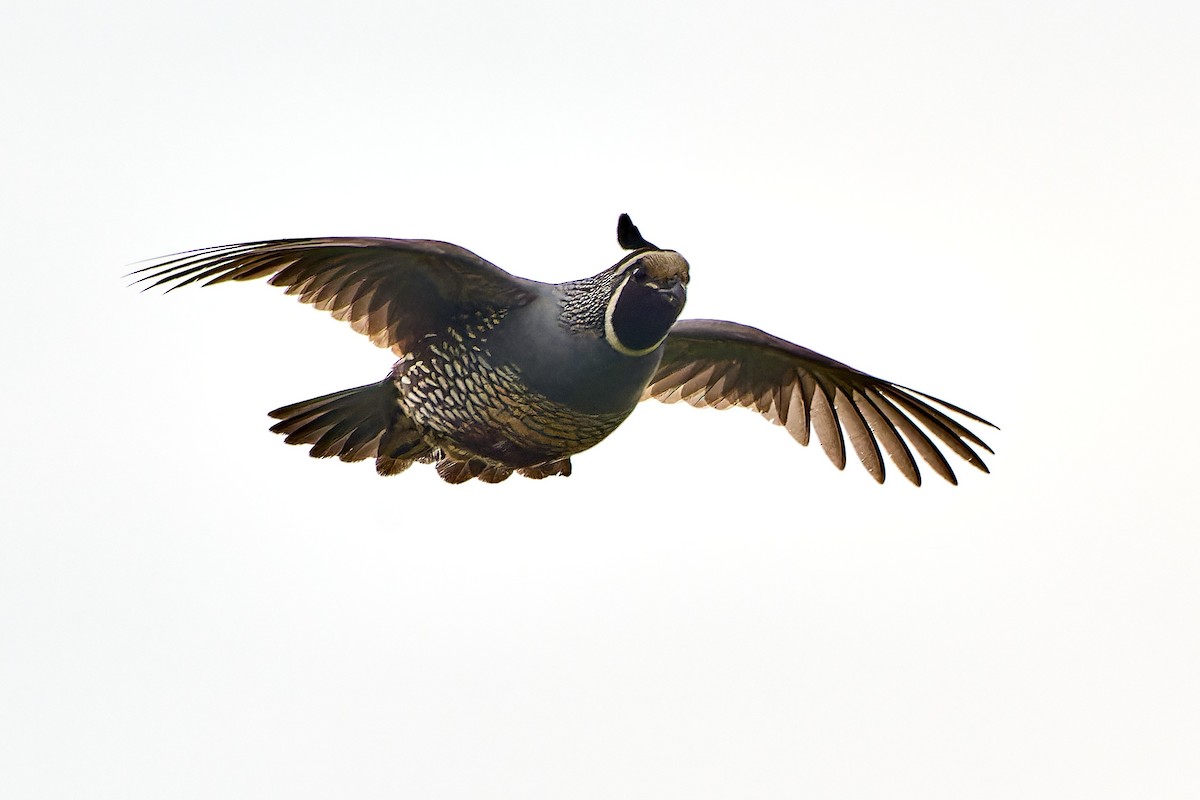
[132,215,994,485]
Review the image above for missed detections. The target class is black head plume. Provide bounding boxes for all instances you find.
[617,213,658,251]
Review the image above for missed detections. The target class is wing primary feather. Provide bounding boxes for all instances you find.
[173,248,280,289]
[884,387,995,454]
[134,257,236,292]
[871,391,958,484]
[219,252,296,283]
[270,257,328,288]
[752,389,774,417]
[127,247,241,288]
[782,378,810,445]
[853,388,922,486]
[834,387,885,483]
[203,262,290,287]
[767,383,789,427]
[899,385,998,429]
[880,388,991,473]
[808,379,846,470]
[125,242,247,276]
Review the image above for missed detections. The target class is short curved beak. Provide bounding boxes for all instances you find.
[657,280,686,310]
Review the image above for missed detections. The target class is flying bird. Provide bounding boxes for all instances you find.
[131,215,995,485]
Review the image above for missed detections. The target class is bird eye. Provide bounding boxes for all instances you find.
[632,266,649,282]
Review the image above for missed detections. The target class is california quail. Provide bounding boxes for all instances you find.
[131,215,995,485]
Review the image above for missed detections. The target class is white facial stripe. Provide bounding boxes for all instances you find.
[603,273,669,357]
[613,251,650,278]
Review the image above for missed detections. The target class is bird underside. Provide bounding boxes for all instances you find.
[374,431,575,484]
[380,448,574,484]
[265,379,577,484]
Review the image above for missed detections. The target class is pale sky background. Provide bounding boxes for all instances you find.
[2,1,1198,798]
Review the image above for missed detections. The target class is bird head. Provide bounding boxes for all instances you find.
[604,214,690,356]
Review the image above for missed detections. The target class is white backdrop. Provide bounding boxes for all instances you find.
[2,1,1197,797]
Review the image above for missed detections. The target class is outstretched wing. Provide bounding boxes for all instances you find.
[129,237,536,355]
[644,319,996,485]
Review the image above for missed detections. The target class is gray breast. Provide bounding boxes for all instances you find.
[484,290,666,416]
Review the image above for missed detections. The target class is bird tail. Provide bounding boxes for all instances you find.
[268,380,430,472]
